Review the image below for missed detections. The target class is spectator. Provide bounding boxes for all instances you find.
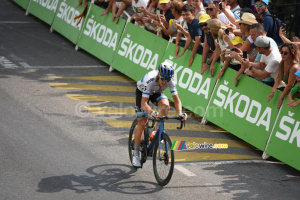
[193,0,206,20]
[287,69,300,108]
[131,0,150,27]
[158,0,175,40]
[158,0,184,39]
[112,0,134,23]
[221,0,241,27]
[254,0,283,45]
[279,26,300,61]
[267,43,300,108]
[139,0,160,34]
[201,14,220,75]
[216,36,244,80]
[235,36,281,87]
[175,4,203,67]
[206,2,236,27]
[204,19,235,76]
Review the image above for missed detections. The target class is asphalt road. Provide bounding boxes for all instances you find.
[1,1,300,199]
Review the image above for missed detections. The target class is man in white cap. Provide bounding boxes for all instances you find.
[235,35,281,87]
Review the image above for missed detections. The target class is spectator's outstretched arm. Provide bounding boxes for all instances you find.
[160,22,174,36]
[176,35,192,59]
[175,33,183,57]
[210,42,221,77]
[279,26,292,43]
[173,21,189,38]
[267,63,282,102]
[188,36,201,67]
[221,4,238,27]
[101,0,114,16]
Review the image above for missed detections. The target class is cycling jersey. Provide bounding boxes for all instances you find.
[136,70,178,98]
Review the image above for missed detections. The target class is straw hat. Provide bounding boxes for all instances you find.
[235,13,258,25]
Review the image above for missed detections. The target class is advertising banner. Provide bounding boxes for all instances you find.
[205,68,281,150]
[160,43,220,117]
[111,22,168,81]
[264,98,300,170]
[13,0,30,10]
[77,4,126,64]
[27,0,60,25]
[51,0,87,44]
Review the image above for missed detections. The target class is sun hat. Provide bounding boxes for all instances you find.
[235,13,258,25]
[199,14,211,24]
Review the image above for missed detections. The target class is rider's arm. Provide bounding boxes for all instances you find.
[141,97,155,115]
[172,94,182,114]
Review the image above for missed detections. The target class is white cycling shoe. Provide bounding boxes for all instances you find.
[132,155,142,168]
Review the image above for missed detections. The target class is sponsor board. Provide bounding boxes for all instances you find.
[27,0,60,25]
[205,68,281,150]
[111,22,168,81]
[77,4,126,65]
[51,0,87,44]
[13,0,30,9]
[265,97,300,170]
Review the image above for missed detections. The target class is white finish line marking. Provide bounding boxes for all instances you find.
[175,165,197,177]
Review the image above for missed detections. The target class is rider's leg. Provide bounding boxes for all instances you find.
[134,117,148,146]
[157,98,170,116]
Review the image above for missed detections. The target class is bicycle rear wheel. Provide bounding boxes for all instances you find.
[128,119,138,167]
[153,132,174,186]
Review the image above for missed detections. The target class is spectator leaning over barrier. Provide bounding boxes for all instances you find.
[158,0,184,39]
[203,19,235,76]
[193,0,206,20]
[235,36,281,87]
[216,36,244,80]
[267,43,300,108]
[131,0,149,27]
[175,4,203,67]
[157,0,175,40]
[139,0,160,34]
[254,0,283,45]
[287,69,300,108]
[112,0,134,23]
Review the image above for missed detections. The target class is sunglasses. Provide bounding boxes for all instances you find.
[255,4,264,7]
[160,76,171,82]
[200,23,208,27]
[206,8,214,12]
[281,51,289,55]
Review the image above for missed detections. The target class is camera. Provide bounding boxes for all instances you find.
[224,28,229,35]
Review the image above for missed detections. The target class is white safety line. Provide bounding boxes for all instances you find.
[175,165,197,177]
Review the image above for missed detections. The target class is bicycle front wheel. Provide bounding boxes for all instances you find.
[153,132,174,186]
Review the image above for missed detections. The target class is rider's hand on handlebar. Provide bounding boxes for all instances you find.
[178,113,187,121]
[150,111,159,119]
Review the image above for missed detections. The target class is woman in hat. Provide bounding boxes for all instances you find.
[267,43,300,108]
[287,69,300,107]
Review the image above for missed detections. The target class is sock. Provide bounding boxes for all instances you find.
[134,145,140,157]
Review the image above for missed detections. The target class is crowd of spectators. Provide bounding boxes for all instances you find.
[87,0,300,107]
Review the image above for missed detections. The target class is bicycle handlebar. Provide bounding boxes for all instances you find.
[148,116,185,130]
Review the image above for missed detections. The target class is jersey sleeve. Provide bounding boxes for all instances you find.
[169,81,178,96]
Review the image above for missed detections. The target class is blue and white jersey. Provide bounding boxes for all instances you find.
[137,70,178,98]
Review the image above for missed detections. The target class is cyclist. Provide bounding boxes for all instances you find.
[133,60,187,167]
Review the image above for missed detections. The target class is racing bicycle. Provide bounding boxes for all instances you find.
[128,116,184,186]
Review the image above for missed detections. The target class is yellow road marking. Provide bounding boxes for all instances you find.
[170,136,254,149]
[43,76,134,82]
[66,94,135,103]
[105,120,224,132]
[50,83,135,92]
[174,152,261,162]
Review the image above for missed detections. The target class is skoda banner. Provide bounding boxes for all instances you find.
[205,68,281,150]
[27,0,61,25]
[51,0,88,44]
[264,98,300,170]
[77,5,126,65]
[13,0,30,10]
[160,43,220,117]
[111,22,168,81]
